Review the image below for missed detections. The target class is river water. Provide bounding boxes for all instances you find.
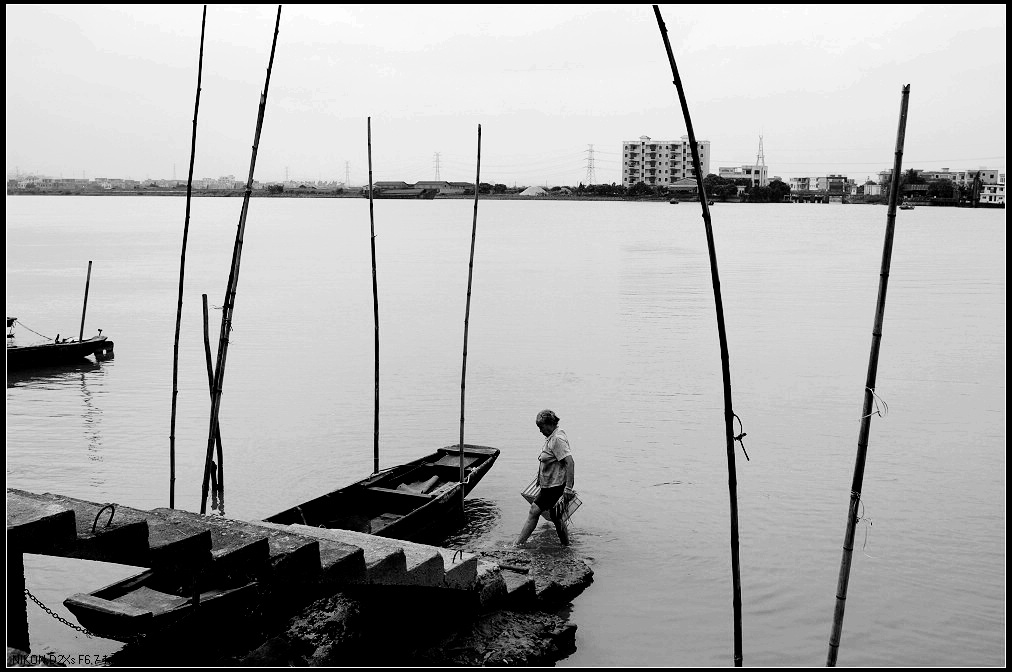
[5,195,1005,666]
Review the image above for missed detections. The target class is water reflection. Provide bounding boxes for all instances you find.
[6,360,103,389]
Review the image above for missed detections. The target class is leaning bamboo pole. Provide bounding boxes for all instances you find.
[652,6,744,665]
[169,5,207,509]
[367,117,380,474]
[78,260,93,342]
[458,125,482,508]
[200,5,281,514]
[202,294,225,509]
[827,84,910,667]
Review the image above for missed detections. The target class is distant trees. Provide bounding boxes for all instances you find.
[767,179,791,203]
[266,184,284,194]
[702,174,738,201]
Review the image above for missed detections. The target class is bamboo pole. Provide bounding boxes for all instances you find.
[459,125,482,509]
[78,260,93,342]
[170,5,207,509]
[201,5,281,514]
[827,84,910,667]
[652,6,744,665]
[367,117,380,474]
[202,294,225,508]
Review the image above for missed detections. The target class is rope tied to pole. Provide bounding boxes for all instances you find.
[860,387,889,420]
[732,413,749,461]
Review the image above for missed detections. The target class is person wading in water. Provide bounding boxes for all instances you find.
[513,409,576,547]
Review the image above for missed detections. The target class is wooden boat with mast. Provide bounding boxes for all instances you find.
[6,318,113,371]
[263,444,499,543]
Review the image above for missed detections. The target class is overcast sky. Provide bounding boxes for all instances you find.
[5,4,1006,187]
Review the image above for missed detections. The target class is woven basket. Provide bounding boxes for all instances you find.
[521,479,582,524]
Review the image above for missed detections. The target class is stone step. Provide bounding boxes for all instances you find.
[247,521,366,588]
[286,525,417,587]
[387,537,479,590]
[6,489,78,554]
[146,508,270,587]
[500,569,536,608]
[149,510,321,592]
[9,491,149,565]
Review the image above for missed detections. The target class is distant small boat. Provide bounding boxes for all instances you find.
[64,568,257,642]
[264,444,500,543]
[669,199,679,204]
[708,200,715,206]
[899,204,914,210]
[6,318,114,371]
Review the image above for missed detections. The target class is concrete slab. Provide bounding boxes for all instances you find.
[250,521,365,587]
[6,489,77,554]
[289,525,442,588]
[149,508,270,586]
[287,524,409,587]
[10,491,150,564]
[391,539,479,590]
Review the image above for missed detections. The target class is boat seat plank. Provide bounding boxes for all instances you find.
[367,486,433,500]
[64,593,153,619]
[116,586,191,612]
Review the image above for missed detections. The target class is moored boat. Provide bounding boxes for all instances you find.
[63,568,257,642]
[264,444,499,543]
[6,319,114,371]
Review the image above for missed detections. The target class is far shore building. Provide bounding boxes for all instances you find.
[719,164,768,187]
[622,135,710,189]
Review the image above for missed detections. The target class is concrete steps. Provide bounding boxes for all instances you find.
[7,489,483,597]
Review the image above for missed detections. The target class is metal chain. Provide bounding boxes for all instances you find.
[24,587,147,645]
[24,587,94,637]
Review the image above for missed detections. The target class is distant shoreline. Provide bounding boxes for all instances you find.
[6,190,1002,208]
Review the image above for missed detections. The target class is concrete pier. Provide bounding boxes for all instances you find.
[6,488,593,666]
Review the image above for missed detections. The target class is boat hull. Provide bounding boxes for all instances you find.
[63,568,257,642]
[264,444,500,543]
[6,336,114,371]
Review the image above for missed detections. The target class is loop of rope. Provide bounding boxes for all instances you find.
[92,503,116,534]
[732,413,750,461]
[861,387,889,420]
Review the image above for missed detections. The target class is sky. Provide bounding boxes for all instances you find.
[5,4,1007,187]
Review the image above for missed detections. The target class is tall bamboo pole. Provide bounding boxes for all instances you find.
[827,84,910,667]
[652,6,744,665]
[367,117,380,474]
[458,125,482,509]
[202,294,225,506]
[170,5,207,509]
[78,261,93,342]
[201,5,281,514]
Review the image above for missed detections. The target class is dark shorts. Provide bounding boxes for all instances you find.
[534,484,565,512]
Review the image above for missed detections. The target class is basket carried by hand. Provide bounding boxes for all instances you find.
[521,479,582,525]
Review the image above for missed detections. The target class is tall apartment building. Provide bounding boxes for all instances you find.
[622,135,710,189]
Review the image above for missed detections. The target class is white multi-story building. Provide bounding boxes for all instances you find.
[622,135,710,189]
[979,172,1005,206]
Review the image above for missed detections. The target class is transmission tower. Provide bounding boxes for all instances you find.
[345,161,351,187]
[585,144,596,185]
[754,134,767,187]
[433,152,441,181]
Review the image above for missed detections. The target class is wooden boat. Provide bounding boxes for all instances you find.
[6,331,114,371]
[63,568,257,642]
[264,444,500,543]
[899,204,914,210]
[668,198,679,204]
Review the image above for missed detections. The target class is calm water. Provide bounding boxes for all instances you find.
[6,195,1005,666]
